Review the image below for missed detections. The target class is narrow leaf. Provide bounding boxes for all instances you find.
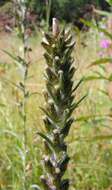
[90,58,112,67]
[84,76,107,81]
[71,94,87,111]
[98,28,112,40]
[94,8,112,17]
[72,77,84,93]
[40,107,59,128]
[37,132,54,148]
[2,49,18,62]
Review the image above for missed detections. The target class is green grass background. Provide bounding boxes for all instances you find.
[0,30,112,190]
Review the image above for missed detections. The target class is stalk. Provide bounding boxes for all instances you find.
[46,0,52,31]
[14,0,31,189]
[39,18,85,190]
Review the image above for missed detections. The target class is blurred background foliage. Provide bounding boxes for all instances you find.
[0,0,111,29]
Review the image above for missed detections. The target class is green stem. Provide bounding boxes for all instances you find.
[12,1,31,189]
[20,2,29,190]
[46,0,52,31]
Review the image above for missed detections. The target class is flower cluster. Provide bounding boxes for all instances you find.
[99,18,112,57]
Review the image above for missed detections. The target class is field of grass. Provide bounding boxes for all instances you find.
[0,29,112,190]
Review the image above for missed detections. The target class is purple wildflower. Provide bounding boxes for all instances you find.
[100,39,110,49]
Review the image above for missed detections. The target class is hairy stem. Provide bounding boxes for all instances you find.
[14,0,30,189]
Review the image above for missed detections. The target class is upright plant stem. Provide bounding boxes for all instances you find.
[22,3,28,155]
[14,1,30,189]
[22,10,28,190]
[46,0,52,31]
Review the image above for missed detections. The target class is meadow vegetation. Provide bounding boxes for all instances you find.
[0,28,112,190]
[0,1,112,190]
